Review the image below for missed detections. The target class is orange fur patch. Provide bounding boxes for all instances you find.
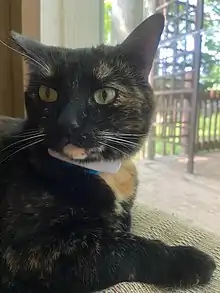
[100,160,137,202]
[61,144,137,201]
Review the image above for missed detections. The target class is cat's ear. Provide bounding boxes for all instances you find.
[10,31,51,76]
[121,13,165,76]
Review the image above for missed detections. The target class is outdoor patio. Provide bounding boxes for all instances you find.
[136,153,220,236]
[123,0,220,238]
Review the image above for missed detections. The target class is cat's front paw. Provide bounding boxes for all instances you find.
[168,246,216,288]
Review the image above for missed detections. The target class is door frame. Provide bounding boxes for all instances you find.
[0,0,40,117]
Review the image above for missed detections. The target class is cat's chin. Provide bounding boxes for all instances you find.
[61,143,107,161]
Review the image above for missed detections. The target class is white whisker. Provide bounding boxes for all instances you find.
[0,134,46,153]
[0,39,50,75]
[101,131,146,137]
[107,141,133,152]
[98,140,128,157]
[103,140,135,152]
[0,138,43,165]
[11,130,44,138]
[100,136,139,147]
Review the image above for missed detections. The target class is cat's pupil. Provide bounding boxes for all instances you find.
[102,90,107,100]
[45,88,50,99]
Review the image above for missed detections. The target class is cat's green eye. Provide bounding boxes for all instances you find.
[39,85,58,102]
[93,88,116,105]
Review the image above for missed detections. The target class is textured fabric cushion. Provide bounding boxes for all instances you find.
[100,204,220,293]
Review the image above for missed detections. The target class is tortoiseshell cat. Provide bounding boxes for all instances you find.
[0,14,216,293]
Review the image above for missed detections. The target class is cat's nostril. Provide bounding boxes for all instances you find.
[44,108,49,115]
[40,116,47,123]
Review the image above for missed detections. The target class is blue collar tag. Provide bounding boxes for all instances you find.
[87,169,100,175]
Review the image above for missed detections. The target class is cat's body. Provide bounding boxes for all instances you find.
[1,137,135,293]
[0,14,216,293]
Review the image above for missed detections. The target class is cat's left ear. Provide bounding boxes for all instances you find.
[121,13,165,75]
[10,31,51,76]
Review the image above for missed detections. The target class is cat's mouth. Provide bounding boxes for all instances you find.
[62,144,88,160]
[49,143,104,161]
[48,145,122,174]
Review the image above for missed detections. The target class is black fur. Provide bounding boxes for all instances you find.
[0,14,216,293]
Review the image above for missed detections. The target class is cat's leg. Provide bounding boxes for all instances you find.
[82,233,215,292]
[118,202,132,232]
[117,211,132,232]
[1,234,215,293]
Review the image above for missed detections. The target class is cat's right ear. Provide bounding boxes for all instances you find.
[10,31,51,76]
[121,13,165,76]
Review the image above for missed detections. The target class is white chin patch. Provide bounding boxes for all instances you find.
[48,148,122,174]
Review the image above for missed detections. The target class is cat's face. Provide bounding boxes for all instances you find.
[11,14,164,162]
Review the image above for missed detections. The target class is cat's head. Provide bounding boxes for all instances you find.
[11,13,164,162]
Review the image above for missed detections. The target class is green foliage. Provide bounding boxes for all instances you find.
[104,1,112,44]
[200,0,220,90]
[103,0,220,89]
[149,113,220,156]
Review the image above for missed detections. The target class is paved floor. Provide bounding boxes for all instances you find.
[136,152,220,236]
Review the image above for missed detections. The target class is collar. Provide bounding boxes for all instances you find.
[48,149,121,175]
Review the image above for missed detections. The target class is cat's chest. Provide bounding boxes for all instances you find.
[100,160,138,202]
[1,157,137,225]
